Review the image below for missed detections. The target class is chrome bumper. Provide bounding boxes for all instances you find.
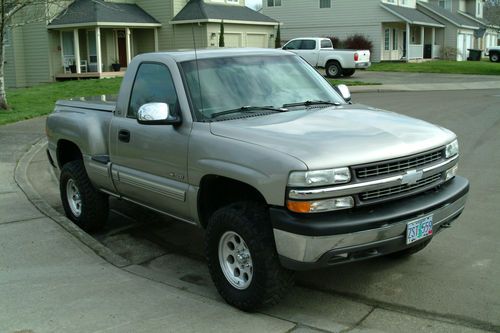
[355,61,371,69]
[274,192,467,265]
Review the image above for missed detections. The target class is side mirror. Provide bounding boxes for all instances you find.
[137,102,180,125]
[336,84,352,103]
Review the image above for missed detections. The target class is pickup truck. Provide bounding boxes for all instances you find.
[46,48,469,311]
[485,46,500,62]
[282,37,371,78]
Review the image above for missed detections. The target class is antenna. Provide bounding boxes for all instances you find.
[191,23,205,116]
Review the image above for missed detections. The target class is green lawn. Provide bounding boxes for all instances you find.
[0,76,378,126]
[368,60,500,75]
[0,78,123,125]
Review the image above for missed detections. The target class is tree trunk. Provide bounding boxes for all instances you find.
[0,43,8,110]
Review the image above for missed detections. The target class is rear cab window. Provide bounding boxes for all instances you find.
[321,39,333,49]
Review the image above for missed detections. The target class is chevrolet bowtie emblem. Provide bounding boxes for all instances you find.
[401,169,423,186]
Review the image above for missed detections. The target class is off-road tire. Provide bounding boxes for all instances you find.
[342,69,356,77]
[205,201,294,311]
[387,239,432,259]
[60,160,108,231]
[325,61,342,78]
[489,53,499,62]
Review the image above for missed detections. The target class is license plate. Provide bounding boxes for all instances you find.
[406,215,433,245]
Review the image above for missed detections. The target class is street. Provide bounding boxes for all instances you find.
[17,89,500,332]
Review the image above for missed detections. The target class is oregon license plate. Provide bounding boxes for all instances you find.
[406,215,433,245]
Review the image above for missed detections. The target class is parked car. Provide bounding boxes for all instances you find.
[46,49,468,311]
[282,37,371,77]
[485,46,500,62]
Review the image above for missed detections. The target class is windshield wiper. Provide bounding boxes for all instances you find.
[210,106,288,119]
[282,100,341,108]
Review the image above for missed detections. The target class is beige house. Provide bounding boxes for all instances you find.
[4,0,278,88]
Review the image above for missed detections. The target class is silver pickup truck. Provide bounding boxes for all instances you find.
[46,48,469,311]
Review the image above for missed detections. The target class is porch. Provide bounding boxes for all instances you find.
[54,71,125,80]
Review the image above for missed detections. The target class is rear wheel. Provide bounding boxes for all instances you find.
[387,239,432,259]
[60,160,108,231]
[490,53,499,62]
[205,201,294,311]
[325,61,342,78]
[342,69,356,77]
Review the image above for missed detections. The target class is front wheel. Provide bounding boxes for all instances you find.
[490,53,499,62]
[60,160,108,231]
[325,61,342,78]
[205,202,294,311]
[342,69,356,77]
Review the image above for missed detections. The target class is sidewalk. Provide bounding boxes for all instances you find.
[1,117,495,333]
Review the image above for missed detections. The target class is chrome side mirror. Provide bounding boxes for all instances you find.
[336,84,351,103]
[137,102,180,125]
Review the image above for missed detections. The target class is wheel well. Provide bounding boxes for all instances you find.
[326,59,341,68]
[57,140,83,168]
[197,175,267,228]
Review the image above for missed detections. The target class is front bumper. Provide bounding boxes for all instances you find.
[271,176,469,270]
[355,61,371,69]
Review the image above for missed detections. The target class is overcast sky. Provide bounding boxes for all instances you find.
[245,0,262,9]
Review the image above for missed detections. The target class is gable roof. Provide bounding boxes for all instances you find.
[172,0,277,25]
[417,1,478,29]
[457,10,500,29]
[381,3,444,27]
[48,0,160,28]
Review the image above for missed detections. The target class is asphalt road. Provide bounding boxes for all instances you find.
[30,89,500,331]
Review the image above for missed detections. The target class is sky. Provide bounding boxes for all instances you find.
[245,0,262,10]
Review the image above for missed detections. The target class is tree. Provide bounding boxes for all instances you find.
[274,23,281,48]
[484,0,500,26]
[219,20,225,47]
[0,0,66,110]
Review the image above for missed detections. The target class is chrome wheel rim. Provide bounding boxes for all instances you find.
[328,65,339,76]
[66,179,82,217]
[218,231,253,290]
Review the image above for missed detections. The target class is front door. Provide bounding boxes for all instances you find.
[403,31,407,58]
[109,62,191,220]
[117,30,127,67]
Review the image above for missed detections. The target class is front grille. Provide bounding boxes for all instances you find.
[359,173,442,201]
[355,150,443,179]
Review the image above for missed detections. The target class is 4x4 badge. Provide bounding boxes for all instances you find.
[401,169,423,186]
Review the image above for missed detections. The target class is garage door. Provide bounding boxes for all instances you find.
[457,33,473,61]
[246,34,267,48]
[224,33,242,48]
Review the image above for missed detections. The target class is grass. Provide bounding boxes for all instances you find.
[0,78,123,125]
[0,76,379,126]
[368,60,500,75]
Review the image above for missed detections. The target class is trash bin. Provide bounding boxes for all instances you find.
[467,49,482,61]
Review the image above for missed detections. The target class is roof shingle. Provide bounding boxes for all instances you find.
[417,1,479,29]
[381,3,444,27]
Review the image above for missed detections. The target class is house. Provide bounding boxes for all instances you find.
[262,0,498,62]
[4,0,278,88]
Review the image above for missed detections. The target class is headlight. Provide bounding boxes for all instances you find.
[288,167,351,187]
[445,139,459,158]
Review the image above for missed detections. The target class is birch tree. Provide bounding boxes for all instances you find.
[0,0,67,110]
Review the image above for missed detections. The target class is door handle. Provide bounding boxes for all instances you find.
[118,129,130,143]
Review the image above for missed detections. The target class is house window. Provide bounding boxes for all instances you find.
[393,29,398,50]
[384,29,390,51]
[320,0,331,8]
[62,31,75,56]
[476,0,482,17]
[227,0,238,3]
[438,0,451,10]
[267,0,281,7]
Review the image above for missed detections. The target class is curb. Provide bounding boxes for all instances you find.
[350,81,500,93]
[14,138,131,268]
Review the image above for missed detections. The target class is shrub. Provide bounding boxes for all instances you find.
[343,34,373,53]
[327,36,343,48]
[441,47,457,60]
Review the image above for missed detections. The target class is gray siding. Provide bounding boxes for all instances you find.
[263,0,401,62]
[418,5,458,59]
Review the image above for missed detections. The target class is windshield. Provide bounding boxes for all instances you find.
[180,55,345,120]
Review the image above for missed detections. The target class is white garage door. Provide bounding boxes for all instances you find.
[224,33,242,48]
[246,34,267,48]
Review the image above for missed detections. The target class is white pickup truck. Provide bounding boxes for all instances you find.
[282,37,371,78]
[486,46,500,62]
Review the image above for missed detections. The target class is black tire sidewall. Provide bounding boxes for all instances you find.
[490,53,499,62]
[326,62,341,78]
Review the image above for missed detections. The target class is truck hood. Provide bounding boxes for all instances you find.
[209,105,455,170]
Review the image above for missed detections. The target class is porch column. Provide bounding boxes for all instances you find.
[154,28,159,52]
[73,29,81,74]
[432,27,436,45]
[126,27,132,66]
[96,27,102,74]
[420,26,425,59]
[406,23,410,62]
[59,31,65,69]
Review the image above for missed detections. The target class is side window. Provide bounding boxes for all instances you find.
[283,40,301,50]
[128,63,179,119]
[321,39,333,49]
[299,40,316,50]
